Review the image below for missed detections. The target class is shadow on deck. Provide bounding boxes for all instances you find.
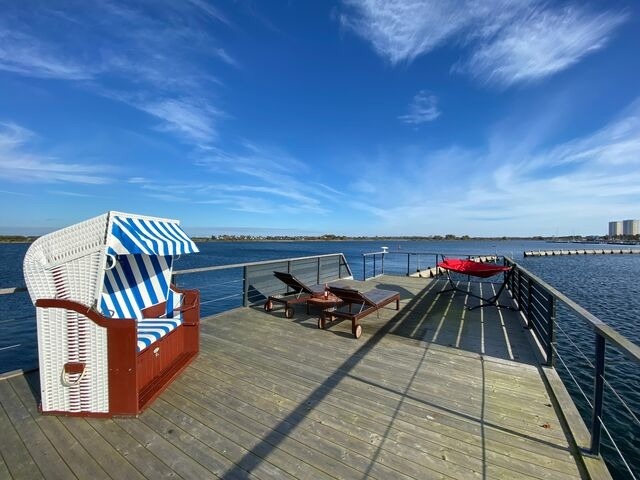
[0,275,588,479]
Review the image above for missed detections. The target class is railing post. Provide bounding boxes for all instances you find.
[242,266,249,307]
[407,253,410,276]
[381,252,385,276]
[317,257,321,284]
[590,333,606,455]
[546,294,556,366]
[373,255,376,277]
[526,276,532,329]
[362,255,366,281]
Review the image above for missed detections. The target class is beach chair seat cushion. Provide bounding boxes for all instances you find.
[137,317,182,351]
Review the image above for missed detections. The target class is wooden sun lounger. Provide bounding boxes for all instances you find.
[322,286,400,338]
[264,271,325,318]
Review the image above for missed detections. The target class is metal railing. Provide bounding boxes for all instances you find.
[504,258,640,477]
[0,253,353,373]
[362,250,497,280]
[173,252,353,312]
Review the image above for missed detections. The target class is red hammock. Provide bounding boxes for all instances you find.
[436,258,515,310]
[437,258,511,278]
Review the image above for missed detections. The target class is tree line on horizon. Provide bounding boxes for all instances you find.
[2,233,637,243]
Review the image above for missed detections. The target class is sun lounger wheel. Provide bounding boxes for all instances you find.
[285,307,294,319]
[353,324,362,339]
[264,300,273,312]
[317,316,325,329]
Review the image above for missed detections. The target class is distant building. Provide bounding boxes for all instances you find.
[609,221,623,236]
[623,219,640,236]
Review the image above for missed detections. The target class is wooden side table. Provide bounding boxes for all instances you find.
[306,293,344,329]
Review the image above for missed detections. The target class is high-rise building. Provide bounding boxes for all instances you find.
[609,221,623,236]
[622,219,640,236]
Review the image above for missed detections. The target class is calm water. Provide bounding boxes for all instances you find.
[1,239,638,477]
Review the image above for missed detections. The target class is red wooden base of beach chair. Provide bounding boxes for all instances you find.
[35,287,200,417]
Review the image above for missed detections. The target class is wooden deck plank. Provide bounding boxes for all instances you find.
[185,340,579,479]
[192,346,563,465]
[0,275,598,479]
[0,454,11,480]
[7,373,111,480]
[168,372,446,480]
[0,378,71,480]
[150,396,300,480]
[114,416,220,479]
[207,307,553,409]
[85,418,179,479]
[157,388,340,480]
[159,388,417,480]
[200,317,566,444]
[137,408,260,480]
[0,389,44,479]
[58,416,146,480]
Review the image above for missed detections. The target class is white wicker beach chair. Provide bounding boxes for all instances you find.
[23,211,200,416]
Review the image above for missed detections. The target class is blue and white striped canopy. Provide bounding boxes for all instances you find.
[107,214,199,256]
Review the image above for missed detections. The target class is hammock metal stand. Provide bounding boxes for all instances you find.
[436,258,517,311]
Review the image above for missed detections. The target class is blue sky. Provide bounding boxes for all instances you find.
[1,0,639,237]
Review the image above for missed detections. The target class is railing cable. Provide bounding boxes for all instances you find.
[603,378,640,428]
[598,416,638,480]
[200,292,244,306]
[554,320,595,369]
[552,344,594,409]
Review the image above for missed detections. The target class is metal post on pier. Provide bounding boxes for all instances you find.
[362,255,366,281]
[373,255,376,277]
[546,295,556,366]
[526,276,533,329]
[242,266,249,307]
[590,333,606,455]
[406,254,410,276]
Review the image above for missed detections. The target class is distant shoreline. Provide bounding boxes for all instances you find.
[1,235,634,244]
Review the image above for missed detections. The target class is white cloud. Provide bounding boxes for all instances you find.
[215,48,240,68]
[183,0,231,26]
[139,98,220,143]
[0,30,94,80]
[48,190,100,197]
[340,0,473,64]
[459,7,627,86]
[341,0,626,87]
[0,123,113,184]
[139,143,336,215]
[0,2,230,146]
[342,98,640,235]
[399,90,440,124]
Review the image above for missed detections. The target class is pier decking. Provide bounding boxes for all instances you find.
[0,276,602,479]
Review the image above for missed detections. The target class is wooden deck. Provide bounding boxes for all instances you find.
[0,275,593,479]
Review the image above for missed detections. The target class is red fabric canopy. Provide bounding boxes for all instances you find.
[437,258,511,278]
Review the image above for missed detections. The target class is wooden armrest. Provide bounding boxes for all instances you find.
[35,298,136,329]
[172,297,198,313]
